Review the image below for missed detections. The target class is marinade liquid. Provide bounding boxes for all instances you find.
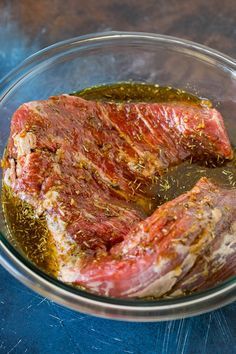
[2,82,236,274]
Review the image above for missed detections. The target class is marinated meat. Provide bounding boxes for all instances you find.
[169,219,236,296]
[6,95,233,198]
[62,178,236,297]
[3,95,235,297]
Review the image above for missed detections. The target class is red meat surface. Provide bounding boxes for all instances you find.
[63,178,236,297]
[3,95,235,297]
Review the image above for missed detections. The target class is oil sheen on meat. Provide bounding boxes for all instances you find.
[3,83,236,297]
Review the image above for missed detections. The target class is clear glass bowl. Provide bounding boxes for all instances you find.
[0,32,235,321]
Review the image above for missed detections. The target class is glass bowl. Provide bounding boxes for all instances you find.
[0,31,235,322]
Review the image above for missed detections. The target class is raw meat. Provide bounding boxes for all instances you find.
[61,178,236,297]
[3,95,235,297]
[6,95,233,198]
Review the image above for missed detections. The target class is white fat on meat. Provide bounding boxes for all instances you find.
[42,190,60,210]
[44,190,82,274]
[212,208,222,223]
[13,131,36,157]
[130,253,197,298]
[4,159,16,187]
[211,231,236,267]
[172,227,236,289]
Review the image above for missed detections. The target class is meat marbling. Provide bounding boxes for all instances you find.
[63,177,236,297]
[3,95,235,297]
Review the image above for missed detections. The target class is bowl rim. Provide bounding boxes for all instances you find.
[0,31,235,321]
[0,31,235,92]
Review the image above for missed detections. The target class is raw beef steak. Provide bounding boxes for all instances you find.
[3,95,235,297]
[62,178,236,297]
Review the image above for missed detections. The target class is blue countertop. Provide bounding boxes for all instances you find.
[1,267,235,354]
[0,1,235,353]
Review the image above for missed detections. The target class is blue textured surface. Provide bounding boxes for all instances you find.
[0,2,236,353]
[1,267,236,354]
